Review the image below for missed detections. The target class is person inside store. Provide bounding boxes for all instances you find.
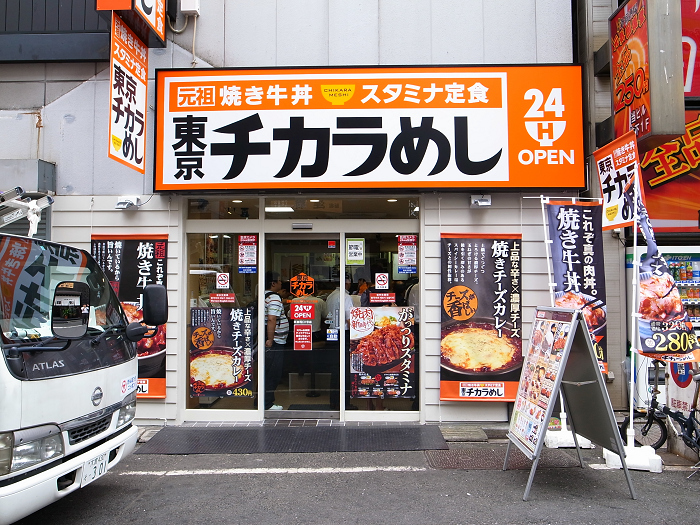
[356,277,369,296]
[325,275,354,410]
[264,271,289,411]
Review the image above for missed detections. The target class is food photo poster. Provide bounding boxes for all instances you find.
[349,306,416,400]
[439,234,523,402]
[189,307,255,398]
[92,235,168,398]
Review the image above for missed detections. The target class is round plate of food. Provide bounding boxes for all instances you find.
[440,319,523,375]
[189,346,248,394]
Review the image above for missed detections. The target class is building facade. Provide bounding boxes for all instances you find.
[0,1,635,426]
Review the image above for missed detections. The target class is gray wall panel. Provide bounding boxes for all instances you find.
[277,0,329,66]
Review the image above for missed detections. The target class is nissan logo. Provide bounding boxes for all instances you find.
[91,387,104,406]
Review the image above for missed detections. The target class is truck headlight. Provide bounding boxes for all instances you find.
[117,391,137,428]
[0,426,64,475]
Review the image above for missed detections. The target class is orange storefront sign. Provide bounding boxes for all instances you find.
[155,65,584,191]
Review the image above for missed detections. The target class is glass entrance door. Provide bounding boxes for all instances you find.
[264,235,341,415]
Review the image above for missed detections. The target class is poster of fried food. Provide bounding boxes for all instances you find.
[510,308,575,455]
[439,234,523,402]
[189,307,254,397]
[546,201,608,373]
[349,306,415,399]
[91,234,168,398]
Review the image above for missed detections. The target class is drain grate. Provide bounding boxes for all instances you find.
[426,447,581,470]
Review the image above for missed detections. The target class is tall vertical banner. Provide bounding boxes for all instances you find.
[440,234,523,401]
[610,0,651,140]
[594,134,700,362]
[546,201,608,372]
[109,13,148,173]
[91,235,168,398]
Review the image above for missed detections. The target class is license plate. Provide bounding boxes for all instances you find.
[81,451,109,487]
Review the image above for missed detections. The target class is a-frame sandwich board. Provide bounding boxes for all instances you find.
[503,307,636,501]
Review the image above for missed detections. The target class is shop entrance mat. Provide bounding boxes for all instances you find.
[425,446,581,470]
[137,425,448,454]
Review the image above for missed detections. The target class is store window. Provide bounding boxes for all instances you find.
[346,233,419,412]
[187,232,258,410]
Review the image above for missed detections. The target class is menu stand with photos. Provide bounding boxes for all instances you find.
[504,307,635,501]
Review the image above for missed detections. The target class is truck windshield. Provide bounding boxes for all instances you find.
[0,235,135,380]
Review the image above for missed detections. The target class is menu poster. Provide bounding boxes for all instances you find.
[546,201,608,372]
[510,308,576,455]
[349,306,416,400]
[189,307,255,398]
[439,234,523,402]
[91,234,168,398]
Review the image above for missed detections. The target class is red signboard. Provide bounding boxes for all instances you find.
[294,324,313,351]
[290,303,315,320]
[97,0,131,9]
[639,110,700,232]
[369,293,396,304]
[209,293,236,303]
[610,0,651,141]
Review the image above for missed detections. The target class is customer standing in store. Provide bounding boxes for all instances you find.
[264,271,288,410]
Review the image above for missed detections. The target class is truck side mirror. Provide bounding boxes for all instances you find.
[141,284,168,326]
[51,281,90,339]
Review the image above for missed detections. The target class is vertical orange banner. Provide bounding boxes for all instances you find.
[108,13,148,174]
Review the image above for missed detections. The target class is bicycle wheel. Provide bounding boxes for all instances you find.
[621,414,667,449]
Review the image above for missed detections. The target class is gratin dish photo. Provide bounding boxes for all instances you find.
[440,319,523,375]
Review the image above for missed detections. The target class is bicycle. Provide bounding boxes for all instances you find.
[619,360,668,449]
[650,367,700,477]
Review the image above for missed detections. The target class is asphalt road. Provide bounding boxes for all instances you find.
[11,436,697,525]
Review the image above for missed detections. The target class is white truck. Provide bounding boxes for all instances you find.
[0,191,167,524]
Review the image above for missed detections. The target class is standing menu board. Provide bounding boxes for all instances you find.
[505,307,634,501]
[509,308,576,455]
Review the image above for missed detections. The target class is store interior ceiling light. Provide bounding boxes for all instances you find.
[387,199,398,202]
[265,206,295,212]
